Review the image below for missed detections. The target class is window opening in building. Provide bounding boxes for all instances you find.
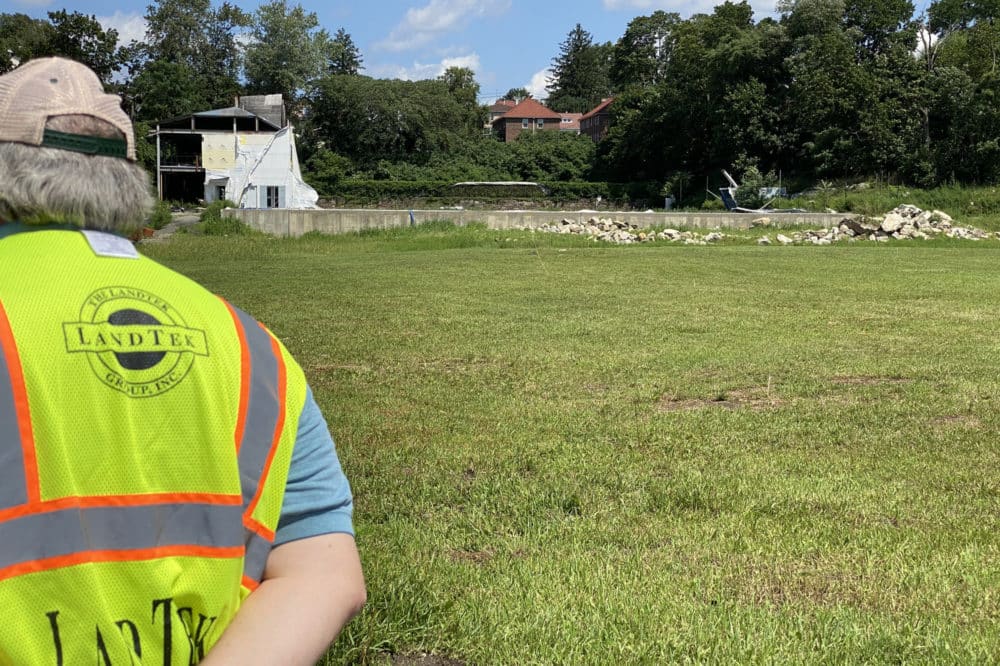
[266,186,280,208]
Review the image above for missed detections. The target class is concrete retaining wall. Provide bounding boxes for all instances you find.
[224,208,851,238]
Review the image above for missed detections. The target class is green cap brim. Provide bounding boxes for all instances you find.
[41,129,128,159]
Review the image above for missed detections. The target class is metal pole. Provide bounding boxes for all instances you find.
[156,124,162,201]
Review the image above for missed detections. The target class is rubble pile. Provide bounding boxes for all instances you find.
[525,206,996,246]
[756,205,994,245]
[531,217,726,245]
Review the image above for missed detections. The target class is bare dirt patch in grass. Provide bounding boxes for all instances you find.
[309,363,373,374]
[722,556,886,611]
[657,385,785,412]
[448,549,494,565]
[930,414,981,429]
[418,356,508,375]
[737,567,864,608]
[831,375,912,386]
[447,548,527,566]
[389,653,467,666]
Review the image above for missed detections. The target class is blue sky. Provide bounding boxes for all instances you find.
[13,0,784,101]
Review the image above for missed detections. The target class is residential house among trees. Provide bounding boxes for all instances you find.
[560,113,583,134]
[148,95,317,208]
[484,99,516,134]
[488,99,516,123]
[491,98,563,143]
[580,98,614,143]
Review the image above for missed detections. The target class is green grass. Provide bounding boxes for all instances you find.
[142,228,1000,665]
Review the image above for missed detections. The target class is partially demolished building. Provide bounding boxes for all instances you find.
[148,95,317,209]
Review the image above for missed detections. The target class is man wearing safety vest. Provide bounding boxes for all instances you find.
[0,58,366,664]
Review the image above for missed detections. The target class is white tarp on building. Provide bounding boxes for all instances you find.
[204,125,318,209]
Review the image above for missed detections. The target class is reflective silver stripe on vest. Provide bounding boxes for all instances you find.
[0,321,28,511]
[243,531,272,582]
[228,304,283,582]
[230,305,281,511]
[0,503,244,571]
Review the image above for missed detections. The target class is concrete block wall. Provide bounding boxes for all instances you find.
[223,208,851,238]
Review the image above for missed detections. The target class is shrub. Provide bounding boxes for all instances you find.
[199,200,249,235]
[325,179,663,208]
[734,165,772,210]
[148,200,172,230]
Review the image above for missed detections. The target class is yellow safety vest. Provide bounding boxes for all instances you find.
[0,228,306,664]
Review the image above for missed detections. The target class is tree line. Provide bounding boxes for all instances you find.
[551,0,1000,189]
[3,0,1000,196]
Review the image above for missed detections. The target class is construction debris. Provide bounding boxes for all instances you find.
[521,206,996,245]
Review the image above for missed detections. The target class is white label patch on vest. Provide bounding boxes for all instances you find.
[81,230,139,259]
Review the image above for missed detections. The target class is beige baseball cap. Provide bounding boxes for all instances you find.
[0,56,135,160]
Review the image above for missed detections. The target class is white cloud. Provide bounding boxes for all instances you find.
[441,54,481,72]
[97,11,147,46]
[377,0,511,53]
[916,27,939,51]
[370,53,482,81]
[914,27,940,60]
[525,68,551,100]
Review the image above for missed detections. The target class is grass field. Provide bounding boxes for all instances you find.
[143,226,1000,665]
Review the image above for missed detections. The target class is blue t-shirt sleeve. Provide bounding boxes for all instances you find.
[274,386,355,545]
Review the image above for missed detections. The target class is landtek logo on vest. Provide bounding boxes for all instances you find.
[46,598,218,665]
[62,287,209,398]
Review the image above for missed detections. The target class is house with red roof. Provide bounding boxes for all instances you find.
[484,99,516,134]
[491,97,563,143]
[559,112,583,134]
[580,98,614,143]
[488,99,517,122]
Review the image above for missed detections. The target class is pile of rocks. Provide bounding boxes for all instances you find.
[532,217,727,245]
[757,205,994,245]
[527,206,994,246]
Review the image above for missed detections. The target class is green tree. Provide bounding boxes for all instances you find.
[440,66,479,105]
[546,24,612,112]
[0,14,54,73]
[599,2,794,183]
[128,59,204,121]
[326,27,362,75]
[46,11,122,84]
[136,0,249,116]
[439,66,483,131]
[199,2,249,106]
[596,85,661,181]
[781,0,926,180]
[144,0,211,63]
[311,75,480,168]
[503,87,529,101]
[610,10,680,90]
[784,8,867,175]
[0,12,123,84]
[843,0,917,57]
[303,148,354,194]
[244,0,329,113]
[510,132,595,181]
[930,0,1000,79]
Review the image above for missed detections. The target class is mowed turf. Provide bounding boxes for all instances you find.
[143,230,1000,665]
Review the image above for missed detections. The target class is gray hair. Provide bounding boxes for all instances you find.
[0,115,153,233]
